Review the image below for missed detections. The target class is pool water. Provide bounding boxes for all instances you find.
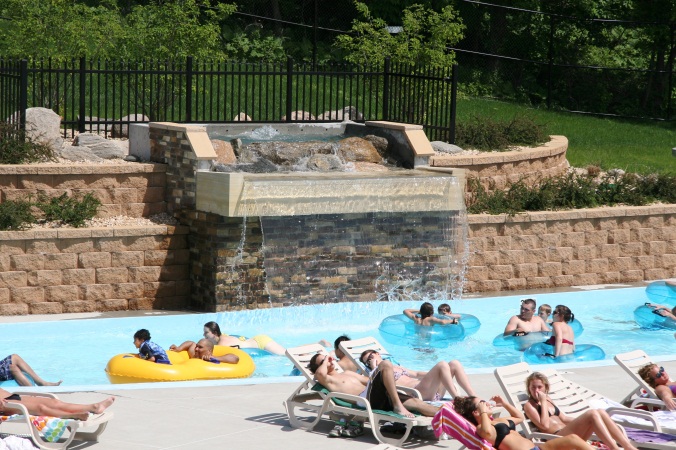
[0,286,672,387]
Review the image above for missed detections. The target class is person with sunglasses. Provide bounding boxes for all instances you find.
[504,298,551,336]
[359,349,475,400]
[453,394,594,450]
[523,372,639,450]
[638,363,676,410]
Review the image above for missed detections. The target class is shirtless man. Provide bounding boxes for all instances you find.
[332,335,359,372]
[169,338,239,364]
[503,298,551,336]
[0,389,114,421]
[308,353,438,418]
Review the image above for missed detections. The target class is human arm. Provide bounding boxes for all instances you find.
[524,392,555,431]
[492,395,524,424]
[503,316,519,336]
[403,309,419,320]
[475,400,498,443]
[655,385,676,410]
[211,354,239,364]
[539,317,551,332]
[169,340,196,352]
[427,316,458,325]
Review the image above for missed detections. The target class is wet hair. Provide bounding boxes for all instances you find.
[438,303,451,314]
[134,329,151,341]
[453,396,479,424]
[638,363,659,388]
[420,302,435,319]
[538,304,552,316]
[521,298,537,309]
[554,305,574,323]
[334,335,350,349]
[308,353,325,374]
[204,321,222,337]
[525,372,550,401]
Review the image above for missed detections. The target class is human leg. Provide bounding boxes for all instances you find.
[5,396,115,420]
[414,361,459,400]
[540,434,595,450]
[371,361,414,417]
[8,354,61,387]
[559,410,637,450]
[447,360,476,396]
[248,335,286,355]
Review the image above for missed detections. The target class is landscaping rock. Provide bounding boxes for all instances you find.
[73,132,125,159]
[306,154,344,172]
[25,107,63,152]
[317,106,363,121]
[112,114,149,138]
[363,135,389,157]
[78,116,112,133]
[58,145,105,162]
[350,161,390,172]
[431,141,464,154]
[280,110,315,121]
[335,137,381,164]
[211,139,237,165]
[233,112,252,121]
[240,141,333,166]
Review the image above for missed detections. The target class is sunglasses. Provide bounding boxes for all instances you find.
[654,366,666,380]
[361,351,378,365]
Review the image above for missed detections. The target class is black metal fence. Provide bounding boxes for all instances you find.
[0,59,27,129]
[0,56,457,142]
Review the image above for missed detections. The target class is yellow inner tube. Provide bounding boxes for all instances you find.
[105,346,255,383]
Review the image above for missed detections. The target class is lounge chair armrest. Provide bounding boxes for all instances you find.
[396,386,422,399]
[325,392,364,405]
[12,392,59,399]
[606,407,661,431]
[629,398,667,410]
[4,401,32,416]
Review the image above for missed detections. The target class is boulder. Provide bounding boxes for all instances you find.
[306,154,344,172]
[25,107,63,151]
[58,145,105,162]
[73,132,125,159]
[431,141,464,154]
[363,135,389,157]
[350,161,390,172]
[335,137,381,164]
[317,106,363,121]
[280,110,315,121]
[78,116,112,134]
[111,114,150,138]
[233,112,252,121]
[211,139,237,165]
[240,141,333,166]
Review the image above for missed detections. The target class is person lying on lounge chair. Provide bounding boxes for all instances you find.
[359,349,476,400]
[454,394,594,450]
[308,353,438,418]
[638,363,676,410]
[0,388,114,420]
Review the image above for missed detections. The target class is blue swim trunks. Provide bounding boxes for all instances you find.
[0,355,13,381]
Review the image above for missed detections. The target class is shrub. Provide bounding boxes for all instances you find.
[0,122,55,164]
[0,200,35,230]
[36,193,101,228]
[456,115,548,151]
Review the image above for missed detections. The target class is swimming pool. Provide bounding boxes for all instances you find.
[0,286,672,388]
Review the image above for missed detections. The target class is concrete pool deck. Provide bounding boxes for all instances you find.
[4,359,675,450]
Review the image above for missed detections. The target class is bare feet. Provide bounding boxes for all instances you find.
[393,404,414,418]
[41,380,62,387]
[73,412,90,421]
[91,396,115,414]
[318,339,331,347]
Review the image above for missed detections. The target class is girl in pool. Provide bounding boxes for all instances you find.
[638,363,676,410]
[523,372,639,450]
[403,302,458,326]
[544,305,575,357]
[453,394,594,450]
[170,321,286,356]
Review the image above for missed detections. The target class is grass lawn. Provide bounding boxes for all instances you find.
[456,97,676,175]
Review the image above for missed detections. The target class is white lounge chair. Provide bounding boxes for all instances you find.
[494,362,676,450]
[283,343,433,446]
[615,350,673,410]
[1,391,113,450]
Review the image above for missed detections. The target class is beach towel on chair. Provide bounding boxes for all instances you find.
[0,415,69,442]
[432,402,493,450]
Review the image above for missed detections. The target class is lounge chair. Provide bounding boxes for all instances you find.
[337,336,402,376]
[614,350,672,410]
[494,362,676,449]
[283,343,433,446]
[1,391,113,450]
[431,401,494,450]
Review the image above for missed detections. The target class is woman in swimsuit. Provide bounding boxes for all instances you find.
[170,322,286,356]
[360,349,476,400]
[545,305,575,357]
[524,372,639,450]
[454,394,593,450]
[638,363,676,410]
[0,388,114,421]
[403,302,459,326]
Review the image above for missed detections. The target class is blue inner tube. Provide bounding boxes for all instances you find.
[492,331,552,351]
[379,314,465,348]
[434,314,481,336]
[523,343,605,364]
[645,281,676,306]
[569,319,584,336]
[634,305,676,330]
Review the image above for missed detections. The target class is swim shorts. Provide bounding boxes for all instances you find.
[0,355,13,381]
[252,334,273,350]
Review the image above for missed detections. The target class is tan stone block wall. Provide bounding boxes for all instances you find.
[0,225,190,315]
[464,205,676,293]
[0,164,167,218]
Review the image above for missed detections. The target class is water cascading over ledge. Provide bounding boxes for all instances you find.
[196,169,469,306]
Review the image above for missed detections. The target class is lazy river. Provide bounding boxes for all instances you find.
[0,285,673,388]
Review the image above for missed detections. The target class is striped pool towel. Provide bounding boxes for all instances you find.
[1,415,69,442]
[431,402,494,450]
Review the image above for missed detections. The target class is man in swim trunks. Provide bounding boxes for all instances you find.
[504,298,551,336]
[193,339,239,364]
[309,353,438,418]
[0,354,61,387]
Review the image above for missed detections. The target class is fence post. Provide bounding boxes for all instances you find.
[546,14,555,109]
[186,56,193,123]
[286,57,293,122]
[19,59,28,131]
[667,23,674,121]
[450,64,458,144]
[313,0,318,70]
[382,57,390,121]
[78,57,86,133]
